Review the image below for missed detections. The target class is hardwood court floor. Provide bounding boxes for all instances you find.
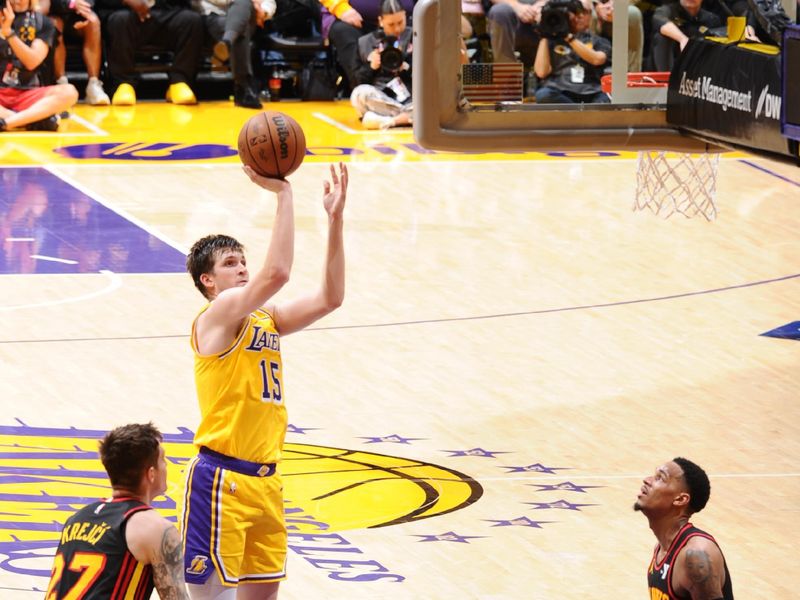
[1,100,799,599]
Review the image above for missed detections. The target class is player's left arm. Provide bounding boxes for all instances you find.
[273,163,348,336]
[127,511,190,600]
[674,536,727,600]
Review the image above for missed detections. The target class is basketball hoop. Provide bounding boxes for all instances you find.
[634,151,720,221]
[600,71,671,96]
[601,72,720,221]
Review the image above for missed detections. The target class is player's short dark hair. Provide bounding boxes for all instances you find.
[186,234,244,299]
[99,423,162,490]
[673,457,711,514]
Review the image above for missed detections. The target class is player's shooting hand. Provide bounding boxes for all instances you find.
[242,165,291,194]
[322,163,348,219]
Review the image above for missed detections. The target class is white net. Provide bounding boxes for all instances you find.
[634,151,721,221]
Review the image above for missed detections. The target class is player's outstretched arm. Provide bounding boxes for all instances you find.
[127,511,190,600]
[274,162,348,336]
[674,537,726,600]
[207,167,295,325]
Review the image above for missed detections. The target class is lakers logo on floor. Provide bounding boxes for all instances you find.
[0,423,480,583]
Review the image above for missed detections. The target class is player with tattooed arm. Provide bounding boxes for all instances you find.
[635,457,733,600]
[46,422,189,599]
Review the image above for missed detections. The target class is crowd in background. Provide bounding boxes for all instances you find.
[0,0,796,131]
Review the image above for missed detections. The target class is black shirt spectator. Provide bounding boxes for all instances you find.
[651,0,721,70]
[0,1,78,131]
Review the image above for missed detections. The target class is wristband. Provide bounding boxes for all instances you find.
[69,0,77,9]
[1,30,18,41]
[565,33,575,43]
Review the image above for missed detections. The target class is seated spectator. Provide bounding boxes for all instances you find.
[320,0,413,93]
[0,0,78,131]
[37,0,110,104]
[350,0,412,129]
[533,0,611,103]
[486,0,546,68]
[198,0,275,108]
[651,0,721,71]
[591,0,644,71]
[95,0,204,105]
[270,0,320,35]
[462,0,490,61]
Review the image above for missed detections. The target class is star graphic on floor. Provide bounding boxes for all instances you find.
[525,499,598,511]
[484,516,556,528]
[412,531,487,543]
[501,463,569,474]
[358,434,426,444]
[443,448,511,458]
[527,481,602,493]
[286,424,320,435]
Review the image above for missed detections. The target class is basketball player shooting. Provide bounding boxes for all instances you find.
[182,162,348,599]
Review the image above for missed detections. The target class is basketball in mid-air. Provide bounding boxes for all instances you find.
[237,111,306,179]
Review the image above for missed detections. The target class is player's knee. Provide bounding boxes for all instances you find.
[186,581,237,600]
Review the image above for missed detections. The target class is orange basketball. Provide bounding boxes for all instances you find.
[237,111,306,179]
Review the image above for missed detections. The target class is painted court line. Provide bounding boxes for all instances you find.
[45,165,189,255]
[0,269,122,312]
[312,111,411,136]
[487,472,800,482]
[68,112,108,136]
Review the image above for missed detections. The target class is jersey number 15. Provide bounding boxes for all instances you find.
[259,359,282,405]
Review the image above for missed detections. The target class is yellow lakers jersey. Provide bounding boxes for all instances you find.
[191,306,288,464]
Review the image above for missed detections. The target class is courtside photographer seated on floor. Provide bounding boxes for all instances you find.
[350,0,412,130]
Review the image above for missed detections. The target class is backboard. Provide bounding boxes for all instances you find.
[411,0,797,159]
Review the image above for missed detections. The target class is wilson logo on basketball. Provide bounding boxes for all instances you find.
[273,115,291,160]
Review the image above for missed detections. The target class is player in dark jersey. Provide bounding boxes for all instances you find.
[635,457,734,600]
[46,423,189,600]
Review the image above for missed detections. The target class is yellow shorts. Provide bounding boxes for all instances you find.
[181,448,287,586]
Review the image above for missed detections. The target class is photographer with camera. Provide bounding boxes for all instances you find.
[532,0,610,103]
[0,0,79,132]
[349,0,412,130]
